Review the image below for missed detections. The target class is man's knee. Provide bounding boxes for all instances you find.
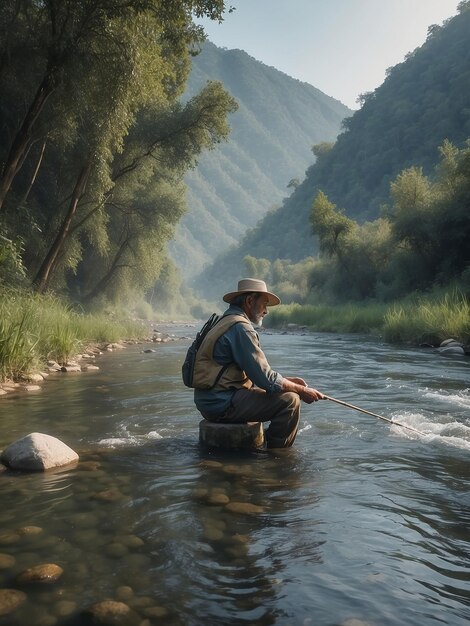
[280,391,300,410]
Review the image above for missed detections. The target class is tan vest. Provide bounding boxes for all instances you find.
[192,314,253,390]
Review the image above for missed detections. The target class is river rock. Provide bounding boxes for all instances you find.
[82,364,100,371]
[225,502,265,515]
[0,589,27,616]
[0,553,16,569]
[22,373,44,383]
[61,364,81,372]
[1,433,79,471]
[440,338,463,347]
[16,563,64,584]
[438,345,465,355]
[83,599,140,625]
[17,525,43,537]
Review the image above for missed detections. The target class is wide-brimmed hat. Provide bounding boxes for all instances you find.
[223,278,281,306]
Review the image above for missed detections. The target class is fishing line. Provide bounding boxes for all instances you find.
[324,395,426,436]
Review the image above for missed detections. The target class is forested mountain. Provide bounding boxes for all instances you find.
[170,43,352,279]
[196,4,470,300]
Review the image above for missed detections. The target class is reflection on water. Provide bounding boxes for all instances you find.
[0,329,469,625]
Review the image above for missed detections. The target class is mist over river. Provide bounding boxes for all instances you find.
[0,327,469,626]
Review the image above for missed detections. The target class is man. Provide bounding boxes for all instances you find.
[193,278,325,448]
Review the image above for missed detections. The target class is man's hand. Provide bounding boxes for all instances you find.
[282,377,325,402]
[299,387,325,404]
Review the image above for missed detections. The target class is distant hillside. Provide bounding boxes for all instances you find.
[169,42,352,279]
[196,4,470,300]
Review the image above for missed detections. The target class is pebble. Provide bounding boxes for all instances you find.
[16,563,64,584]
[204,527,225,541]
[53,600,77,617]
[0,553,16,569]
[91,489,125,503]
[225,502,264,515]
[84,600,140,626]
[207,492,230,505]
[105,542,128,558]
[17,525,43,537]
[143,605,169,618]
[0,589,27,616]
[0,530,21,545]
[115,586,134,601]
[118,534,144,548]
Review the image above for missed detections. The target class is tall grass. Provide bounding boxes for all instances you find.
[267,292,470,345]
[383,291,470,344]
[0,290,147,381]
[267,302,387,334]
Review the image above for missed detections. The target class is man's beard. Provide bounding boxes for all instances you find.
[251,315,263,327]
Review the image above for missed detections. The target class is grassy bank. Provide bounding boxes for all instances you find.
[0,290,147,381]
[266,292,470,346]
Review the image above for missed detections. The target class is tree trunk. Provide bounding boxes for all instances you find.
[81,237,131,304]
[19,137,48,207]
[33,159,92,293]
[0,73,55,212]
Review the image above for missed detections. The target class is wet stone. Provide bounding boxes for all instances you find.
[0,530,21,545]
[16,563,64,584]
[105,542,128,558]
[115,586,134,601]
[91,489,125,503]
[0,589,27,616]
[78,461,102,471]
[84,599,141,626]
[204,527,224,542]
[53,600,77,617]
[118,534,144,548]
[0,553,15,569]
[225,502,265,515]
[17,525,43,537]
[143,605,169,618]
[199,460,223,469]
[207,492,230,505]
[74,512,99,528]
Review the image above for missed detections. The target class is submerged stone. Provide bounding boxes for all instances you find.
[225,502,264,515]
[0,589,27,616]
[84,599,140,625]
[16,563,64,584]
[0,553,16,569]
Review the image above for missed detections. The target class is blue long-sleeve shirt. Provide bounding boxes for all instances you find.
[194,305,284,416]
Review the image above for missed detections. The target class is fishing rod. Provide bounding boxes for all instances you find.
[323,395,425,436]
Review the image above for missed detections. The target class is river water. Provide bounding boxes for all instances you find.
[0,327,469,626]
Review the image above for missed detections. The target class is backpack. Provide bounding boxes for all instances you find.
[182,313,221,388]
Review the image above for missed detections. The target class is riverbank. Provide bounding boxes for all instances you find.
[0,290,150,387]
[266,291,470,347]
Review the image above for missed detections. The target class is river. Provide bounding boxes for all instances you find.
[0,327,469,626]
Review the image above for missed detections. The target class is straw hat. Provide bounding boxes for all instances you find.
[223,278,281,306]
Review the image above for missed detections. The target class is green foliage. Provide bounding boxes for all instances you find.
[266,291,470,345]
[383,291,470,344]
[0,305,38,380]
[0,2,237,311]
[0,289,146,380]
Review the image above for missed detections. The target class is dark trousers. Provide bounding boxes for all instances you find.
[202,388,301,448]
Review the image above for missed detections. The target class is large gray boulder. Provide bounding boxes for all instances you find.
[0,432,79,471]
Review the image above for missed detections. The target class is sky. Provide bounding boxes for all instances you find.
[198,0,462,109]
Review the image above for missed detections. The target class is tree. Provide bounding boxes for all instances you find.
[310,191,355,259]
[0,0,229,214]
[33,81,237,296]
